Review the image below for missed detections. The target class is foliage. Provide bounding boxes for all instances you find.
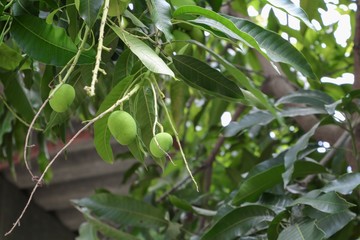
[1,0,360,239]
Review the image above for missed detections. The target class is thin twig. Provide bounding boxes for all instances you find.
[203,105,245,192]
[23,26,91,179]
[85,0,110,96]
[5,84,140,236]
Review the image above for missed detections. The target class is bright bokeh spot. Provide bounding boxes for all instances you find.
[221,112,232,127]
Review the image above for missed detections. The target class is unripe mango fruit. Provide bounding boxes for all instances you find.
[49,84,75,113]
[150,132,173,158]
[107,110,137,145]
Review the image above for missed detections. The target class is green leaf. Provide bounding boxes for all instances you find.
[206,0,223,11]
[132,86,155,148]
[280,107,328,117]
[94,76,133,163]
[321,173,360,195]
[173,6,260,51]
[173,6,316,79]
[10,15,95,66]
[76,208,139,240]
[108,0,130,16]
[232,158,326,205]
[276,90,334,108]
[291,192,355,214]
[304,208,355,238]
[113,49,136,85]
[0,112,14,145]
[78,0,103,27]
[0,43,24,70]
[76,223,99,240]
[266,0,314,29]
[169,195,193,211]
[224,111,274,137]
[188,40,280,119]
[173,55,244,101]
[278,220,325,240]
[1,73,35,123]
[267,210,290,240]
[282,122,319,187]
[74,193,168,229]
[110,25,174,77]
[201,205,275,240]
[232,163,283,205]
[224,15,316,79]
[150,0,173,41]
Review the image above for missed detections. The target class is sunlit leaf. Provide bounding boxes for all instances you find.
[150,0,173,41]
[265,0,314,29]
[110,25,174,77]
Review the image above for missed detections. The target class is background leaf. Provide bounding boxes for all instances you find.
[78,0,103,27]
[74,193,168,229]
[173,55,244,101]
[201,205,275,240]
[278,221,325,240]
[11,15,95,66]
[321,173,360,195]
[291,192,355,214]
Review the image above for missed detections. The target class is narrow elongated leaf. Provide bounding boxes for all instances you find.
[232,164,284,205]
[276,90,334,108]
[224,111,274,137]
[266,0,314,29]
[267,210,290,239]
[78,0,103,27]
[280,107,328,117]
[233,159,326,205]
[321,173,360,195]
[278,221,325,240]
[11,15,95,66]
[173,6,316,79]
[110,25,174,77]
[188,40,280,119]
[94,76,133,163]
[201,205,275,240]
[74,193,168,229]
[224,15,316,79]
[282,122,319,187]
[150,0,172,41]
[291,192,355,214]
[173,6,260,51]
[304,208,355,238]
[76,208,139,240]
[173,55,244,101]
